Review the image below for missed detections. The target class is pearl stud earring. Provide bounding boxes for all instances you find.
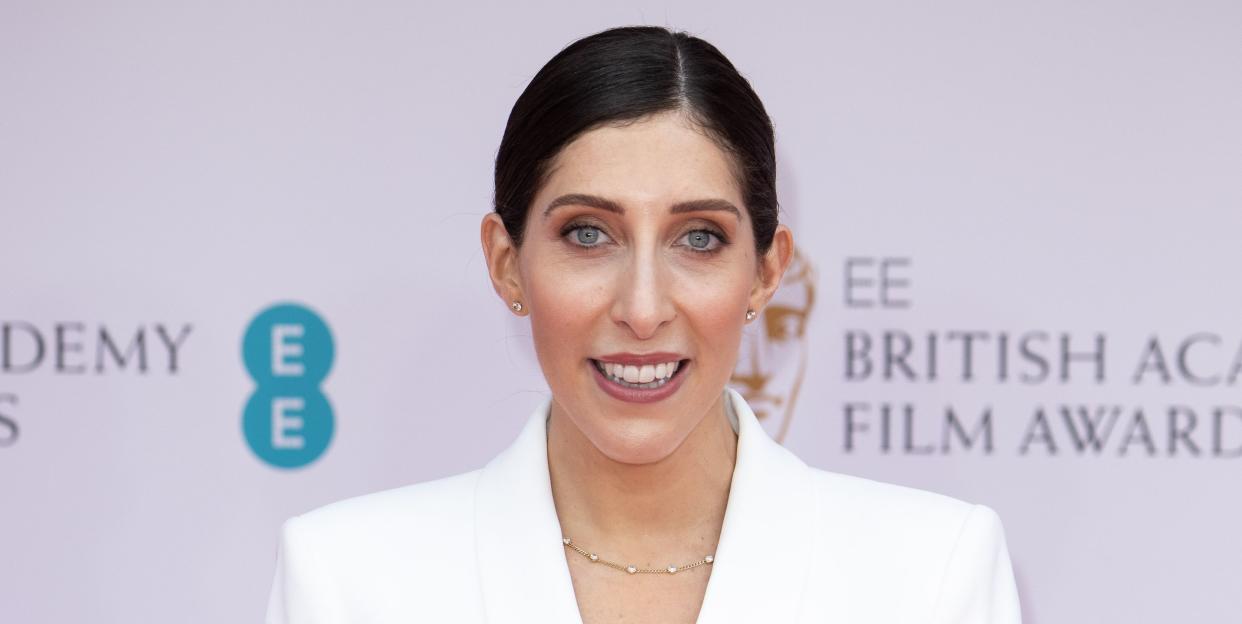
[745,309,757,321]
[511,301,523,312]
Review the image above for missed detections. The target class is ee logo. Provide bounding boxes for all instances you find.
[242,303,335,469]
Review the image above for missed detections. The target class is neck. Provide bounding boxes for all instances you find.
[546,392,739,560]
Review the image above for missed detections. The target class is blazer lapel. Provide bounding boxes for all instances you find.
[474,394,584,624]
[473,388,815,623]
[695,388,816,622]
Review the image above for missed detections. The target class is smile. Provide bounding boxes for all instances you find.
[592,359,681,388]
[588,358,691,404]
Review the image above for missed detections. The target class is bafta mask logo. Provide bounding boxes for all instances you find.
[730,246,817,443]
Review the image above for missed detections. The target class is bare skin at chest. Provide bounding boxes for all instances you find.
[567,555,713,624]
[546,389,739,624]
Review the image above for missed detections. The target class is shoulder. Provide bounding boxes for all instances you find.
[270,469,486,616]
[808,466,992,531]
[288,468,482,537]
[800,467,1020,621]
[279,469,483,566]
[806,465,1006,557]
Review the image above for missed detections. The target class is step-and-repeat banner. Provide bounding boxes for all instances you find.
[3,2,1238,622]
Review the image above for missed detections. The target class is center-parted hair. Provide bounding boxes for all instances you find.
[493,26,779,255]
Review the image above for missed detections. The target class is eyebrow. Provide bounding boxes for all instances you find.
[542,193,741,221]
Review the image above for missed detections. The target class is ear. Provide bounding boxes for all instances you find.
[480,213,525,313]
[749,224,794,313]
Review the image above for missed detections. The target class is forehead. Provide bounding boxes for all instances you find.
[539,111,744,210]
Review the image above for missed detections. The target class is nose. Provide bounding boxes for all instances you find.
[610,246,676,340]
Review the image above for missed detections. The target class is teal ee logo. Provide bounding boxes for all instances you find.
[242,303,335,469]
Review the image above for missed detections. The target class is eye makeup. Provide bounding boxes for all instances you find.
[558,218,730,256]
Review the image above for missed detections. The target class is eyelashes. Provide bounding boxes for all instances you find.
[561,222,615,248]
[559,220,729,255]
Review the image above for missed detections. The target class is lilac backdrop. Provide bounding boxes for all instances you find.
[2,1,1240,622]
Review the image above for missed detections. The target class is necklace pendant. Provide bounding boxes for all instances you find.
[626,565,637,574]
[667,565,678,574]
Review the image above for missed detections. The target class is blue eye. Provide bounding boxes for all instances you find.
[565,224,611,248]
[681,229,725,253]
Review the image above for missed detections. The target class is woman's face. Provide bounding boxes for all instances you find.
[483,110,791,465]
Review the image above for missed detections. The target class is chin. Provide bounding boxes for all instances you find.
[586,418,690,465]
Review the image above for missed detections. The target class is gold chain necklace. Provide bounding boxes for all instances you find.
[562,537,715,575]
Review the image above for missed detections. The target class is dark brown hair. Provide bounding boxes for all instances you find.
[493,26,778,254]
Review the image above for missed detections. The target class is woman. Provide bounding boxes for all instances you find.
[265,26,1022,623]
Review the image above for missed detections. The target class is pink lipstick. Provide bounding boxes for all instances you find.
[588,354,690,404]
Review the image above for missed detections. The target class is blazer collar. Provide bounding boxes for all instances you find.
[474,388,815,623]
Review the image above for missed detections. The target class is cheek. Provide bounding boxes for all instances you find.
[523,254,612,368]
[675,267,750,365]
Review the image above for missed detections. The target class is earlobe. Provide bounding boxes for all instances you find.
[480,213,525,311]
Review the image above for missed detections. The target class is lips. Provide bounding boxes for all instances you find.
[589,356,690,404]
[591,358,686,385]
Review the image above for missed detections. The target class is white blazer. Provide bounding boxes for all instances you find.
[265,388,1022,623]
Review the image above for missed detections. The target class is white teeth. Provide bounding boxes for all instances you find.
[639,365,655,383]
[623,365,640,383]
[594,359,684,389]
